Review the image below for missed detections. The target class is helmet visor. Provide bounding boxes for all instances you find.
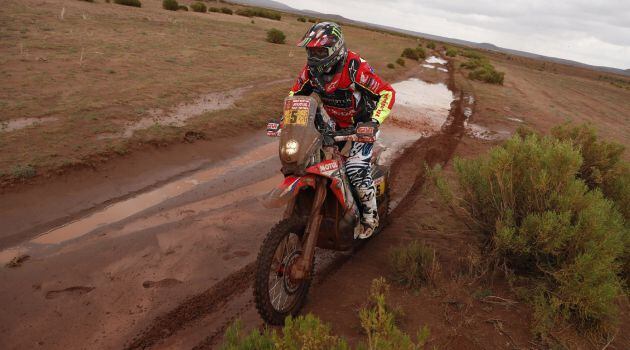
[306,47,330,60]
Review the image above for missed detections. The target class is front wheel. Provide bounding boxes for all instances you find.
[253,217,313,325]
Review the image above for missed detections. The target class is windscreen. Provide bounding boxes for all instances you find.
[279,95,322,170]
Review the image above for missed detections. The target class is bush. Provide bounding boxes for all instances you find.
[427,42,436,49]
[113,0,141,7]
[220,315,347,350]
[445,47,458,57]
[462,50,483,59]
[220,7,233,15]
[387,63,395,69]
[359,278,430,349]
[395,58,405,67]
[162,0,178,11]
[468,67,505,85]
[451,134,625,335]
[178,5,187,11]
[209,7,219,12]
[266,28,285,44]
[297,17,306,22]
[401,47,420,61]
[390,241,439,289]
[415,46,426,59]
[189,2,206,12]
[235,8,281,20]
[308,18,317,23]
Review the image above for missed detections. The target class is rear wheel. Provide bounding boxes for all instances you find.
[253,217,313,325]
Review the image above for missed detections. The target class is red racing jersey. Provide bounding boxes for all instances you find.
[289,51,395,129]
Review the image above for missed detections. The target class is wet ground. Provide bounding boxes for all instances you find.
[0,71,463,349]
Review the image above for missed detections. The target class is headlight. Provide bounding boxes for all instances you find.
[283,139,299,156]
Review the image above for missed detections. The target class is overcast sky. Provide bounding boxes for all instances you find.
[275,0,630,69]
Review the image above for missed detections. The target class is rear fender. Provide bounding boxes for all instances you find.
[261,175,316,208]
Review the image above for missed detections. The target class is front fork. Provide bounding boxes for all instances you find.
[289,177,327,280]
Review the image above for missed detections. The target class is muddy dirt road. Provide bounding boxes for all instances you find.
[0,62,474,349]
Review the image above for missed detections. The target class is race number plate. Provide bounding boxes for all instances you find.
[283,99,310,126]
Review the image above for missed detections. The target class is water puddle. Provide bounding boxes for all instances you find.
[426,56,448,65]
[0,117,58,133]
[390,78,454,134]
[465,122,511,141]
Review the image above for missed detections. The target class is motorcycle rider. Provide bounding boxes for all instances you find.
[270,22,396,239]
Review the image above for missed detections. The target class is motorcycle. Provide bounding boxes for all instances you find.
[253,94,390,325]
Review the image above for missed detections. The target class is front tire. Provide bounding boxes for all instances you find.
[253,217,313,325]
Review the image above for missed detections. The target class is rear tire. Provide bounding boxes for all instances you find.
[253,217,313,325]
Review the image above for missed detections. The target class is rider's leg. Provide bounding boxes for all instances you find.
[345,142,378,237]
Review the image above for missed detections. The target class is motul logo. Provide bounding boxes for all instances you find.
[357,126,374,134]
[319,162,338,172]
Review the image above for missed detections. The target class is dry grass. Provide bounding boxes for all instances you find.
[0,0,420,182]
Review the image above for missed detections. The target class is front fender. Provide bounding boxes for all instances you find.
[261,174,317,208]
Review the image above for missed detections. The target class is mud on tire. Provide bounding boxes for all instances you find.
[253,217,313,325]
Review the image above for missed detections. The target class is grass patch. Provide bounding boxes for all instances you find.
[11,164,37,180]
[395,58,405,67]
[209,7,219,13]
[113,0,141,7]
[235,8,282,21]
[189,2,207,13]
[426,42,436,49]
[297,17,306,22]
[220,7,233,15]
[445,47,457,57]
[443,132,626,338]
[162,0,178,11]
[266,28,285,44]
[390,241,440,289]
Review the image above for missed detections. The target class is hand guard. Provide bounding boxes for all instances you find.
[266,119,282,137]
[355,121,379,143]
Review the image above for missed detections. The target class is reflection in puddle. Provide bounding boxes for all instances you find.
[0,117,58,133]
[426,56,448,65]
[390,78,454,134]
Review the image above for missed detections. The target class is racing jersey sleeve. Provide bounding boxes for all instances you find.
[289,65,313,97]
[353,59,395,124]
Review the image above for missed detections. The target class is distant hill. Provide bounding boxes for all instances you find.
[230,0,630,77]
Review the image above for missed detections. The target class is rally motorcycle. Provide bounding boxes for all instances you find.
[253,94,389,325]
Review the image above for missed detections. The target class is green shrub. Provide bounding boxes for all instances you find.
[220,315,347,349]
[189,2,206,12]
[415,46,426,59]
[114,0,141,7]
[452,134,625,335]
[462,50,483,59]
[427,42,436,49]
[468,66,505,85]
[235,8,281,20]
[297,17,306,22]
[445,47,458,57]
[359,278,430,349]
[401,47,420,61]
[387,63,395,69]
[11,164,37,180]
[395,58,405,67]
[178,5,187,11]
[390,241,439,289]
[266,28,285,44]
[220,7,233,15]
[209,7,219,12]
[162,0,178,11]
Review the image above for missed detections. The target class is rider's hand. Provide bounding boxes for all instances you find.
[356,121,379,143]
[266,119,282,137]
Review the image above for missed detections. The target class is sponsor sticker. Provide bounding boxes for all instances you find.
[318,161,339,173]
[283,99,310,125]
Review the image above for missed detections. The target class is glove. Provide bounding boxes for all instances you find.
[266,119,282,137]
[356,120,379,143]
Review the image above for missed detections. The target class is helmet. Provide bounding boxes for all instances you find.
[298,22,347,76]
